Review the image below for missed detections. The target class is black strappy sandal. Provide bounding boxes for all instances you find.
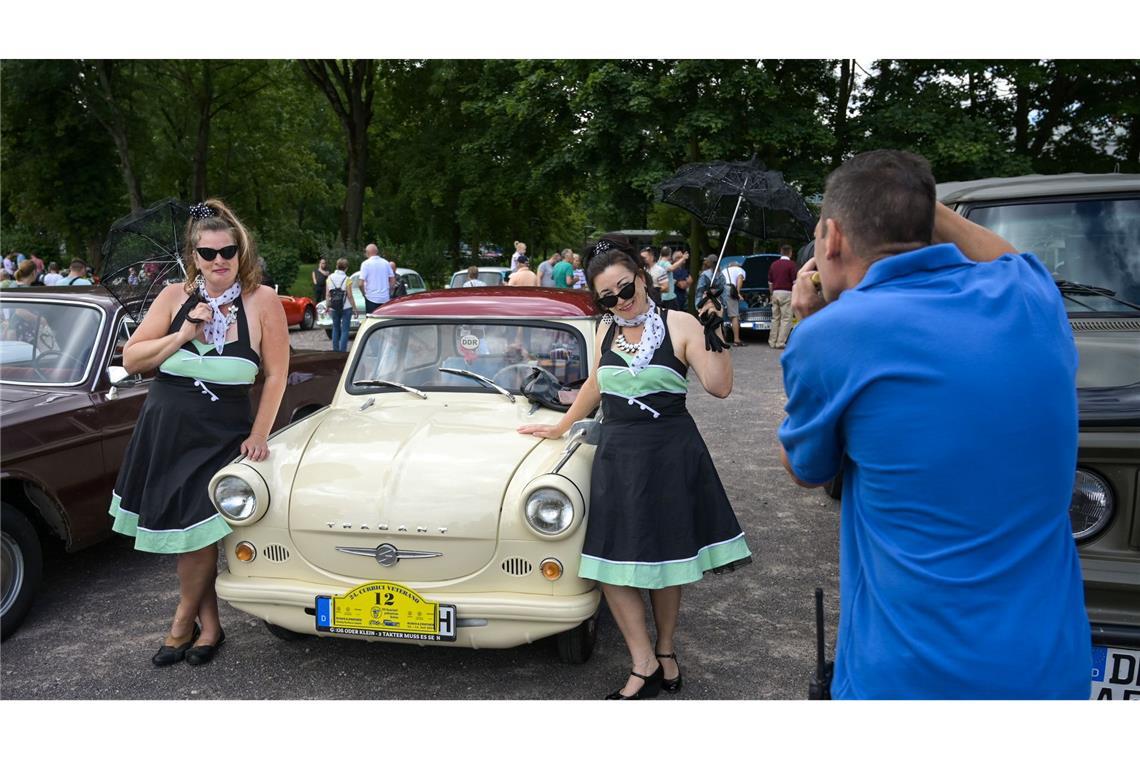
[656,652,683,694]
[604,665,664,700]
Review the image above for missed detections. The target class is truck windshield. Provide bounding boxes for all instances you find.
[966,197,1140,314]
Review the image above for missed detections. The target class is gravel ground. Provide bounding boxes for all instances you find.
[1,324,839,700]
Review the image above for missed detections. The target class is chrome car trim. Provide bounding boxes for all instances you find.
[335,543,444,567]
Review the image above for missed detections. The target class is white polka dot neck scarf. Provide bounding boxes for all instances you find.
[197,277,242,354]
[611,301,665,375]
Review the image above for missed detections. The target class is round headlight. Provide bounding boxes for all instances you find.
[316,302,328,318]
[1071,469,1114,542]
[525,488,574,535]
[215,476,257,521]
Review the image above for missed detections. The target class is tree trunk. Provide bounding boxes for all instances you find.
[1013,75,1030,156]
[832,59,855,168]
[300,60,377,252]
[192,63,213,200]
[91,61,144,212]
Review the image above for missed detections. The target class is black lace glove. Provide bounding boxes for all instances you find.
[698,306,729,352]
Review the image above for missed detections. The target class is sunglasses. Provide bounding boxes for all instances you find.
[595,280,637,310]
[195,245,239,261]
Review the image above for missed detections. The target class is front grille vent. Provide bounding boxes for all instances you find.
[1070,318,1140,332]
[501,557,533,576]
[263,544,290,563]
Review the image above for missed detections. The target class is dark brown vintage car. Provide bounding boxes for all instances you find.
[0,286,345,639]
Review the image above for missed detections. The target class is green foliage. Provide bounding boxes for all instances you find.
[3,57,1136,284]
[258,241,300,291]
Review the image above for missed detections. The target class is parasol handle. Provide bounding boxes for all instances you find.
[712,176,748,279]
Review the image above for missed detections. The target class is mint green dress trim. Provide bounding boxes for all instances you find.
[109,492,232,554]
[159,344,258,384]
[597,364,688,396]
[578,533,751,589]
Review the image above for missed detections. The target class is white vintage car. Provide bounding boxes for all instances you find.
[209,287,604,661]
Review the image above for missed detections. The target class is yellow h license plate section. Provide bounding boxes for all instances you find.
[315,582,457,642]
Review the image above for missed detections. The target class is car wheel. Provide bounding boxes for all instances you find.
[264,620,310,641]
[1,503,43,641]
[556,614,598,664]
[301,307,315,331]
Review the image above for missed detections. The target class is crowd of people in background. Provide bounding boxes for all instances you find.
[0,254,93,288]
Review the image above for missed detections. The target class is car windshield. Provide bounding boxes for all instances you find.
[966,197,1140,314]
[0,300,103,384]
[350,320,588,393]
[450,271,504,288]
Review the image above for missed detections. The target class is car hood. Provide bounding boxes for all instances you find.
[287,401,545,581]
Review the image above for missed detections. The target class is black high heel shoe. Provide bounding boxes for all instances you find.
[656,652,683,693]
[605,665,663,700]
[152,623,200,667]
[185,629,226,666]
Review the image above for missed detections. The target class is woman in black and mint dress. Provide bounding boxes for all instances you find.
[519,235,750,699]
[110,199,290,667]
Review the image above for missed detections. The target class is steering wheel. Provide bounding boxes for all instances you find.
[492,363,560,390]
[32,349,83,381]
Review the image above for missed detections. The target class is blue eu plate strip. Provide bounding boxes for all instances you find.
[316,596,332,629]
[1091,646,1107,682]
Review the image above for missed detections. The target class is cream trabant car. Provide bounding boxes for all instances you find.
[209,287,603,662]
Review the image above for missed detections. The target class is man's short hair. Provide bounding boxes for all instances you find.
[780,244,793,256]
[659,246,672,260]
[69,259,86,272]
[821,149,936,256]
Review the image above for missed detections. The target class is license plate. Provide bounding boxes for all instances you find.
[1090,645,1140,700]
[315,581,457,642]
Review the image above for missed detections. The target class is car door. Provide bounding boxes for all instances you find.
[92,315,152,513]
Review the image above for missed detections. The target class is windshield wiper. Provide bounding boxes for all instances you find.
[1055,279,1140,312]
[438,367,516,402]
[353,379,428,399]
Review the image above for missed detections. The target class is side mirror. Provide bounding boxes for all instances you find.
[567,419,601,446]
[106,366,142,388]
[551,419,601,475]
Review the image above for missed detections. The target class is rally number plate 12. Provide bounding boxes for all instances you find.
[315,581,457,642]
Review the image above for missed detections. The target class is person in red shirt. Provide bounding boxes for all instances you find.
[767,244,798,348]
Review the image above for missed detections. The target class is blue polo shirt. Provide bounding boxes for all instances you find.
[779,243,1090,699]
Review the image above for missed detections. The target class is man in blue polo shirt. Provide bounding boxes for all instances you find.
[779,149,1089,699]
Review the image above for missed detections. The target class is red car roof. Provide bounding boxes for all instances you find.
[375,286,599,318]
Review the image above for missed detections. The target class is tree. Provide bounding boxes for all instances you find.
[300,60,377,250]
[74,60,147,212]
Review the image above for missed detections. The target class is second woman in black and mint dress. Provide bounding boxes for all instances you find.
[518,236,750,700]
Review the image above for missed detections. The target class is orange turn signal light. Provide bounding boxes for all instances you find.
[235,542,256,562]
[540,558,563,581]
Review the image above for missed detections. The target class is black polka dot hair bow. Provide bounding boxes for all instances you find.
[189,202,215,220]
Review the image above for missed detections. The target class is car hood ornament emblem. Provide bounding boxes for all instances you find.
[336,543,444,567]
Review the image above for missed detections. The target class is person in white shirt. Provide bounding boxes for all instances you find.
[722,261,746,346]
[462,265,487,287]
[358,244,395,313]
[510,241,527,272]
[42,262,63,286]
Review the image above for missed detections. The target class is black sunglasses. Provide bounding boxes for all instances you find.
[595,280,637,310]
[195,245,239,261]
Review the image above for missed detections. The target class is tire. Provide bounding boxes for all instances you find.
[301,307,316,331]
[264,620,310,641]
[1,502,43,641]
[556,614,598,664]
